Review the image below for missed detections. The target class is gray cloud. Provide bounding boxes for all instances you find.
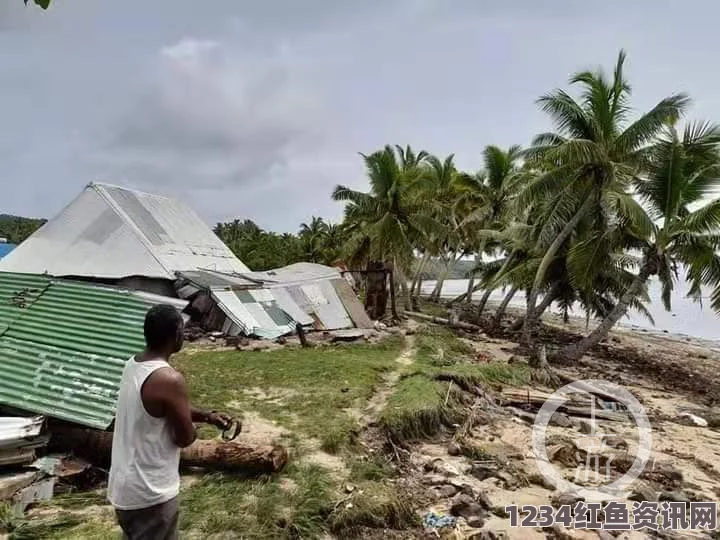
[3,0,720,232]
[99,37,322,191]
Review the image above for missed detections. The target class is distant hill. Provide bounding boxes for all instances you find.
[0,214,46,244]
[418,258,476,280]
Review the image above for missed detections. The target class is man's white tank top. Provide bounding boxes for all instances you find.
[107,357,181,510]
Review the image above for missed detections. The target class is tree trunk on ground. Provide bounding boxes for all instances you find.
[522,196,594,345]
[492,286,519,327]
[558,261,654,363]
[49,427,288,474]
[510,282,562,331]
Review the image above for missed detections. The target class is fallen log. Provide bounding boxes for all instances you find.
[49,427,288,475]
[404,311,481,332]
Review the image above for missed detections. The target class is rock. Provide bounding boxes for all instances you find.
[675,412,708,427]
[466,515,485,528]
[528,472,556,490]
[447,441,462,456]
[475,491,493,510]
[470,464,496,481]
[659,490,690,503]
[275,336,287,345]
[438,462,461,477]
[345,483,355,493]
[450,493,486,521]
[551,491,583,508]
[578,419,594,434]
[436,484,459,498]
[423,473,448,486]
[550,412,573,428]
[628,482,657,502]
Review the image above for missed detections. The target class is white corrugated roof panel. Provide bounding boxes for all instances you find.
[0,183,249,279]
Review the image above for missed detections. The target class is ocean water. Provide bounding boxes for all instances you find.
[420,279,720,342]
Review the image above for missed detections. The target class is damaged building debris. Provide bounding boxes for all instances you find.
[0,182,382,516]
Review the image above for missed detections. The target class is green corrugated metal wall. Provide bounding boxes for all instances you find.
[0,272,151,429]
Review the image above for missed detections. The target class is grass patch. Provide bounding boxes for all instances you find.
[416,327,474,366]
[44,490,108,509]
[379,374,466,442]
[380,325,529,442]
[174,336,404,451]
[8,515,116,540]
[328,481,418,537]
[180,463,333,538]
[348,455,392,482]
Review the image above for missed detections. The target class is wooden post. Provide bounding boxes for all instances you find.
[296,323,310,348]
[387,264,398,321]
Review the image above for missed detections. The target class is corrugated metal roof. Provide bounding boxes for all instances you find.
[179,270,260,290]
[0,272,187,429]
[244,262,341,285]
[0,183,249,279]
[0,417,44,447]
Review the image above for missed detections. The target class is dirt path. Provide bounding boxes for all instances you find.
[361,332,416,427]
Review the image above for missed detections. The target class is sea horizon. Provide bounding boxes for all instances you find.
[420,278,720,342]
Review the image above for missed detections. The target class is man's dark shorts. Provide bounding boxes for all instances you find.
[115,497,178,540]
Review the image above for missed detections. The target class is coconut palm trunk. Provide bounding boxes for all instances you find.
[522,196,595,344]
[559,260,655,363]
[492,286,519,327]
[511,281,562,331]
[410,252,431,299]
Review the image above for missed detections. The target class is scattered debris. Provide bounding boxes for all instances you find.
[422,511,457,530]
[675,412,708,427]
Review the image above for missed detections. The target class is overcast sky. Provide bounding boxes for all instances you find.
[1,0,718,232]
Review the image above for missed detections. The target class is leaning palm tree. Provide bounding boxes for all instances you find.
[333,145,441,311]
[455,145,525,309]
[560,121,720,362]
[521,50,689,345]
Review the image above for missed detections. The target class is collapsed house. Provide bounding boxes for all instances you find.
[0,182,372,338]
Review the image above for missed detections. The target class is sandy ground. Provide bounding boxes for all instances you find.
[402,314,720,539]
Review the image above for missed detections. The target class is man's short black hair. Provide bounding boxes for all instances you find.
[144,304,183,350]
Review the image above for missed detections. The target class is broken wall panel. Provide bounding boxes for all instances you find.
[331,279,373,328]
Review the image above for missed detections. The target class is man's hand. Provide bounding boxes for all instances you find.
[207,411,233,430]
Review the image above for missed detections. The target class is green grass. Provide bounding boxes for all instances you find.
[379,326,529,442]
[8,513,116,540]
[328,481,418,536]
[416,299,450,318]
[180,463,332,538]
[174,336,405,452]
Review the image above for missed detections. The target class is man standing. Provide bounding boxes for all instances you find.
[108,304,231,540]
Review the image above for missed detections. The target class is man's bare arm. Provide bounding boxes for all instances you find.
[151,370,196,448]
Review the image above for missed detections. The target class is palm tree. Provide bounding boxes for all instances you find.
[299,216,331,262]
[333,145,441,311]
[455,145,524,310]
[560,121,720,362]
[413,154,467,302]
[520,50,689,345]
